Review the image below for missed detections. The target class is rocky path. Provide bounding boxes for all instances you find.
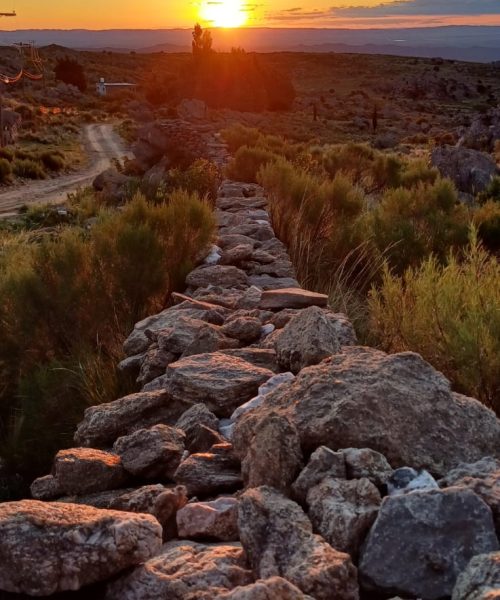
[0,123,131,218]
[1,174,500,599]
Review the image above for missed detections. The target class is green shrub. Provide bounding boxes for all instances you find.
[40,151,65,172]
[0,146,14,162]
[0,158,12,183]
[370,179,469,274]
[13,159,46,180]
[368,231,500,408]
[0,191,215,487]
[474,200,500,253]
[227,145,279,183]
[221,124,261,153]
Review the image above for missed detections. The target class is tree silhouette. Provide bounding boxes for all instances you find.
[54,57,87,92]
[192,24,213,59]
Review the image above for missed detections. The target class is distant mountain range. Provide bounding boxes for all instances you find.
[1,26,500,62]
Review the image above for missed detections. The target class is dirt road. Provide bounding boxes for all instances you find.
[0,123,131,218]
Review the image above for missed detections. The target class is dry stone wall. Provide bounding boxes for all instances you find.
[2,166,500,598]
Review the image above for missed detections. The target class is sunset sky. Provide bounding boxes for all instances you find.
[2,0,500,29]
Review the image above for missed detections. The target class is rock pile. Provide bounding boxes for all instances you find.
[2,178,500,599]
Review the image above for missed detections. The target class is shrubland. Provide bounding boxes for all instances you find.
[223,124,500,408]
[0,190,215,496]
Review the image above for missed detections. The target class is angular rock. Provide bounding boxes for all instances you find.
[162,352,274,418]
[54,448,128,495]
[0,500,161,596]
[110,484,188,537]
[30,474,63,501]
[453,552,500,600]
[156,316,236,356]
[431,145,498,193]
[359,488,499,599]
[57,488,137,509]
[306,477,381,556]
[292,447,346,503]
[174,443,243,496]
[113,424,185,479]
[234,348,500,476]
[342,448,393,487]
[220,244,255,266]
[176,404,220,452]
[186,265,249,289]
[249,275,300,290]
[275,306,341,373]
[218,348,279,373]
[106,540,253,600]
[137,345,176,386]
[177,496,239,542]
[239,486,359,600]
[123,306,226,356]
[222,316,262,344]
[215,577,315,599]
[259,288,328,310]
[75,390,192,448]
[240,412,303,493]
[440,457,500,533]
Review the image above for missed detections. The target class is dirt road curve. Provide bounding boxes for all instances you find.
[0,123,131,218]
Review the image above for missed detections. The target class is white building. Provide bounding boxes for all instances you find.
[96,78,137,96]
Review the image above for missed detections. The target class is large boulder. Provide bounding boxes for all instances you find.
[215,577,315,599]
[53,448,128,495]
[156,316,237,356]
[157,352,274,418]
[453,552,500,600]
[0,500,161,596]
[113,424,185,479]
[106,540,253,600]
[238,486,359,600]
[431,145,498,194]
[234,348,500,477]
[74,390,192,448]
[177,497,239,542]
[274,306,341,373]
[93,168,132,202]
[359,488,499,599]
[306,477,381,557]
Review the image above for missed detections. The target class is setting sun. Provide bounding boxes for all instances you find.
[200,0,248,28]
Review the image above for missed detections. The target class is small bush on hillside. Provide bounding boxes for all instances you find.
[369,232,500,408]
[0,147,14,162]
[54,56,87,92]
[13,159,46,180]
[0,158,12,183]
[40,151,65,172]
[227,146,279,183]
[473,200,500,253]
[370,179,469,274]
[221,124,261,153]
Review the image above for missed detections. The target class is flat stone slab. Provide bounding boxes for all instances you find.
[0,500,162,596]
[259,288,328,310]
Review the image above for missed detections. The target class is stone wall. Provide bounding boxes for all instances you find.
[2,171,500,599]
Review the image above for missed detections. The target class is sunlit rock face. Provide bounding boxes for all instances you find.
[0,500,162,596]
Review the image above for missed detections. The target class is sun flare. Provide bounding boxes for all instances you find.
[200,0,248,28]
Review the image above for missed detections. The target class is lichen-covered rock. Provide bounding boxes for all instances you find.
[113,425,185,479]
[156,316,237,356]
[306,477,381,556]
[0,500,162,596]
[215,577,315,599]
[161,353,274,418]
[440,458,500,533]
[176,404,221,452]
[240,412,303,493]
[222,316,262,344]
[292,447,346,503]
[453,552,500,600]
[106,540,253,600]
[177,497,239,541]
[275,306,341,373]
[218,348,279,372]
[234,348,500,476]
[359,488,499,599]
[175,443,243,496]
[74,390,192,448]
[30,474,63,500]
[186,265,249,289]
[238,486,359,600]
[54,448,128,495]
[259,288,328,310]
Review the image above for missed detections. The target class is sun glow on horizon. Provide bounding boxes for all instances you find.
[200,0,248,28]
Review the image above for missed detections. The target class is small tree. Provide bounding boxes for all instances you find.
[54,57,87,92]
[192,23,213,59]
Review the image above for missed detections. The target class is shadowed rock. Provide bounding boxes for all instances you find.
[215,577,315,599]
[453,552,500,600]
[177,496,239,542]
